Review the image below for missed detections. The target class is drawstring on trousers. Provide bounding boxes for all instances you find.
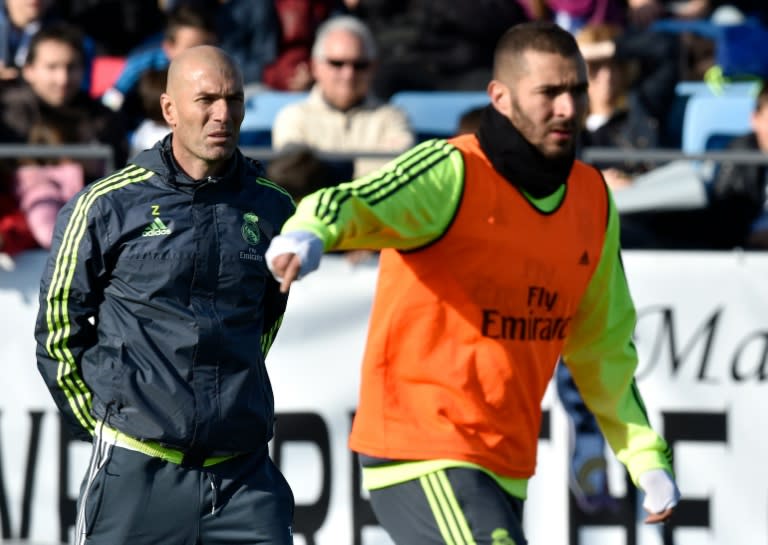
[208,472,221,516]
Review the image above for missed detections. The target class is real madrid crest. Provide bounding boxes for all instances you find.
[241,212,261,245]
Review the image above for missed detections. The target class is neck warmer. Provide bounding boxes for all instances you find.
[476,105,575,198]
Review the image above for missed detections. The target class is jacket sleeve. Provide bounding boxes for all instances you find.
[260,277,288,358]
[280,139,465,251]
[34,191,110,441]
[261,193,295,357]
[561,188,673,484]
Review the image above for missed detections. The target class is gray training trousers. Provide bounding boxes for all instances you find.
[74,435,295,545]
[369,467,527,545]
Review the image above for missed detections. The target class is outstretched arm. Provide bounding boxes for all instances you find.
[266,139,466,290]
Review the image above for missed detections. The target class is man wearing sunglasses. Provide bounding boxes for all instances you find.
[272,15,414,178]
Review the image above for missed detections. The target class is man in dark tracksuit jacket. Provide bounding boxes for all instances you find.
[35,46,296,545]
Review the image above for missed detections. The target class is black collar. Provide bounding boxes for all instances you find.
[476,105,575,198]
[161,135,240,189]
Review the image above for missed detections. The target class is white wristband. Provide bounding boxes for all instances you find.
[639,469,680,514]
[265,231,324,282]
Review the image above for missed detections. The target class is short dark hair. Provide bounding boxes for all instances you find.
[493,21,581,78]
[26,23,85,66]
[164,3,217,43]
[756,79,768,112]
[138,68,168,124]
[266,146,337,202]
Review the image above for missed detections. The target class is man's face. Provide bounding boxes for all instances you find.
[23,40,84,107]
[492,50,588,158]
[162,61,245,172]
[6,0,51,27]
[163,27,217,60]
[586,58,623,112]
[312,30,373,111]
[752,102,768,152]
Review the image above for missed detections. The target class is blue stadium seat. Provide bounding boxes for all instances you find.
[681,94,755,154]
[675,80,760,98]
[240,91,308,147]
[389,91,490,141]
[664,81,760,148]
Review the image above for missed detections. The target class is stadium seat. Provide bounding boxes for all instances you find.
[89,55,126,99]
[681,94,755,154]
[240,91,308,147]
[389,91,490,141]
[664,81,760,148]
[675,80,760,97]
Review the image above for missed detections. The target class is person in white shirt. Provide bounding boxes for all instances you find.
[272,15,414,178]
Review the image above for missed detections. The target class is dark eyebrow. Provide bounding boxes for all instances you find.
[196,91,245,101]
[537,82,589,95]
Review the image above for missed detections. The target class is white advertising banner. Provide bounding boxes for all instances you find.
[0,250,765,545]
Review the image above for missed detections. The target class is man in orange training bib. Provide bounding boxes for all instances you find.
[267,21,679,545]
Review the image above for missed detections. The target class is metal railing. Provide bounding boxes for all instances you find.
[0,144,765,178]
[242,146,768,166]
[0,143,115,172]
[580,147,768,165]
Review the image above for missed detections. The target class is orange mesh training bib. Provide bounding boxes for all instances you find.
[349,134,609,478]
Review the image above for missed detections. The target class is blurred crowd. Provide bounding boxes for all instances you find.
[1,0,768,257]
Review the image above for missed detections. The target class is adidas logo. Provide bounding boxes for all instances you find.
[142,218,171,237]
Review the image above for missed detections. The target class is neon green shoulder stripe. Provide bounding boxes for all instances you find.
[284,139,464,251]
[254,176,295,206]
[44,165,155,435]
[313,139,455,225]
[260,315,284,357]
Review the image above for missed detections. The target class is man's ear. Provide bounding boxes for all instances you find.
[487,80,511,118]
[160,93,176,126]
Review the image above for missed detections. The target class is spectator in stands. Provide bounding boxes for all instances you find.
[58,0,166,57]
[344,0,530,100]
[708,81,768,249]
[455,106,485,136]
[0,0,59,80]
[100,3,217,123]
[129,68,171,158]
[0,174,38,256]
[518,0,627,34]
[576,24,681,188]
[13,119,85,249]
[626,0,711,28]
[157,0,281,94]
[262,0,339,92]
[0,23,128,182]
[272,15,414,177]
[267,145,339,202]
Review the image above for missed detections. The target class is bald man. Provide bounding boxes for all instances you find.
[265,22,680,544]
[35,45,296,545]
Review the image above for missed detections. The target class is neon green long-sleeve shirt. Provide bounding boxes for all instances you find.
[281,138,672,494]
